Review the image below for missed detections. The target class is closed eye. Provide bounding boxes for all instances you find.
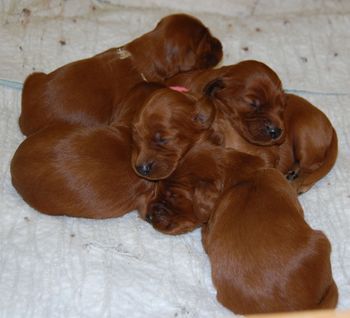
[154,132,168,145]
[249,100,260,109]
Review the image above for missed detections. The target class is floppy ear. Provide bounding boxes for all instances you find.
[204,76,243,122]
[192,79,225,129]
[193,98,216,129]
[203,78,225,97]
[194,30,223,68]
[193,180,221,222]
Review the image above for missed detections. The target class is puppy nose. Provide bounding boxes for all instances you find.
[136,162,153,176]
[266,124,282,139]
[145,213,153,224]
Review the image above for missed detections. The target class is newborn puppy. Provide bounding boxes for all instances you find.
[167,61,337,193]
[146,142,264,234]
[11,83,215,218]
[129,88,216,180]
[20,13,222,136]
[167,60,286,147]
[146,143,338,313]
[277,94,338,193]
[11,123,156,219]
[12,83,162,218]
[202,167,338,314]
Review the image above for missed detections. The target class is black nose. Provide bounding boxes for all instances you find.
[136,162,153,176]
[266,124,282,139]
[145,213,153,224]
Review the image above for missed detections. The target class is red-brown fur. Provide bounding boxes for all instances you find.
[167,60,337,193]
[203,168,338,314]
[19,14,222,136]
[278,94,338,193]
[11,123,155,218]
[128,88,216,180]
[11,83,216,218]
[146,142,338,313]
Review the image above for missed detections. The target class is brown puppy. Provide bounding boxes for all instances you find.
[146,142,338,313]
[11,123,155,218]
[19,13,222,136]
[11,83,215,218]
[167,61,337,193]
[203,167,338,314]
[167,60,286,147]
[146,141,264,234]
[129,88,216,180]
[277,94,338,193]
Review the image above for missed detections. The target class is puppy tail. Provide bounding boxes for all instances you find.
[297,128,338,194]
[316,280,338,309]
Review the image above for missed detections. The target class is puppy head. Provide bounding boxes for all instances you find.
[207,60,286,146]
[145,145,223,235]
[146,184,199,235]
[131,88,215,180]
[152,14,223,78]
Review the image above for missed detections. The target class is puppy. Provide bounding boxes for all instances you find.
[19,13,222,136]
[11,123,156,218]
[167,60,286,147]
[146,142,338,313]
[277,94,338,193]
[167,60,286,169]
[11,83,215,218]
[146,141,264,234]
[167,61,337,193]
[203,167,338,314]
[129,87,216,180]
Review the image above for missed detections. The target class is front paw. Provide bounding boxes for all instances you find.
[286,170,299,181]
[146,202,178,233]
[145,202,198,235]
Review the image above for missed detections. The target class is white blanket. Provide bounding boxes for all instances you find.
[0,1,349,317]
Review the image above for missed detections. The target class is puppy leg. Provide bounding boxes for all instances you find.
[146,202,200,235]
[286,162,300,181]
[291,129,338,194]
[317,280,338,309]
[20,72,49,136]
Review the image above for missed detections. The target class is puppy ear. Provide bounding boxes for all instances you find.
[192,79,223,129]
[193,98,216,129]
[203,78,225,97]
[195,31,223,68]
[193,180,220,222]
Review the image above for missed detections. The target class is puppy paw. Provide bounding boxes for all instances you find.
[286,170,299,181]
[146,202,198,235]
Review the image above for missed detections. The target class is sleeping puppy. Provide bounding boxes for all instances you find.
[167,60,286,168]
[129,87,216,180]
[277,93,338,193]
[167,60,286,147]
[167,61,337,193]
[11,123,157,219]
[19,13,222,136]
[146,141,264,234]
[11,83,215,218]
[146,142,338,313]
[203,167,338,314]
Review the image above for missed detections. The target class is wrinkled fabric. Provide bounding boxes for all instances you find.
[0,1,349,317]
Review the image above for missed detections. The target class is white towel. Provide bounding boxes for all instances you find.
[0,1,349,317]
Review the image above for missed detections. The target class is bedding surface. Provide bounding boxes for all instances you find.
[0,1,349,317]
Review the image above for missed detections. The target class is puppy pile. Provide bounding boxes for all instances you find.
[11,14,338,315]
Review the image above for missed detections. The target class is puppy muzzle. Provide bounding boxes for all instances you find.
[265,123,282,140]
[136,162,154,176]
